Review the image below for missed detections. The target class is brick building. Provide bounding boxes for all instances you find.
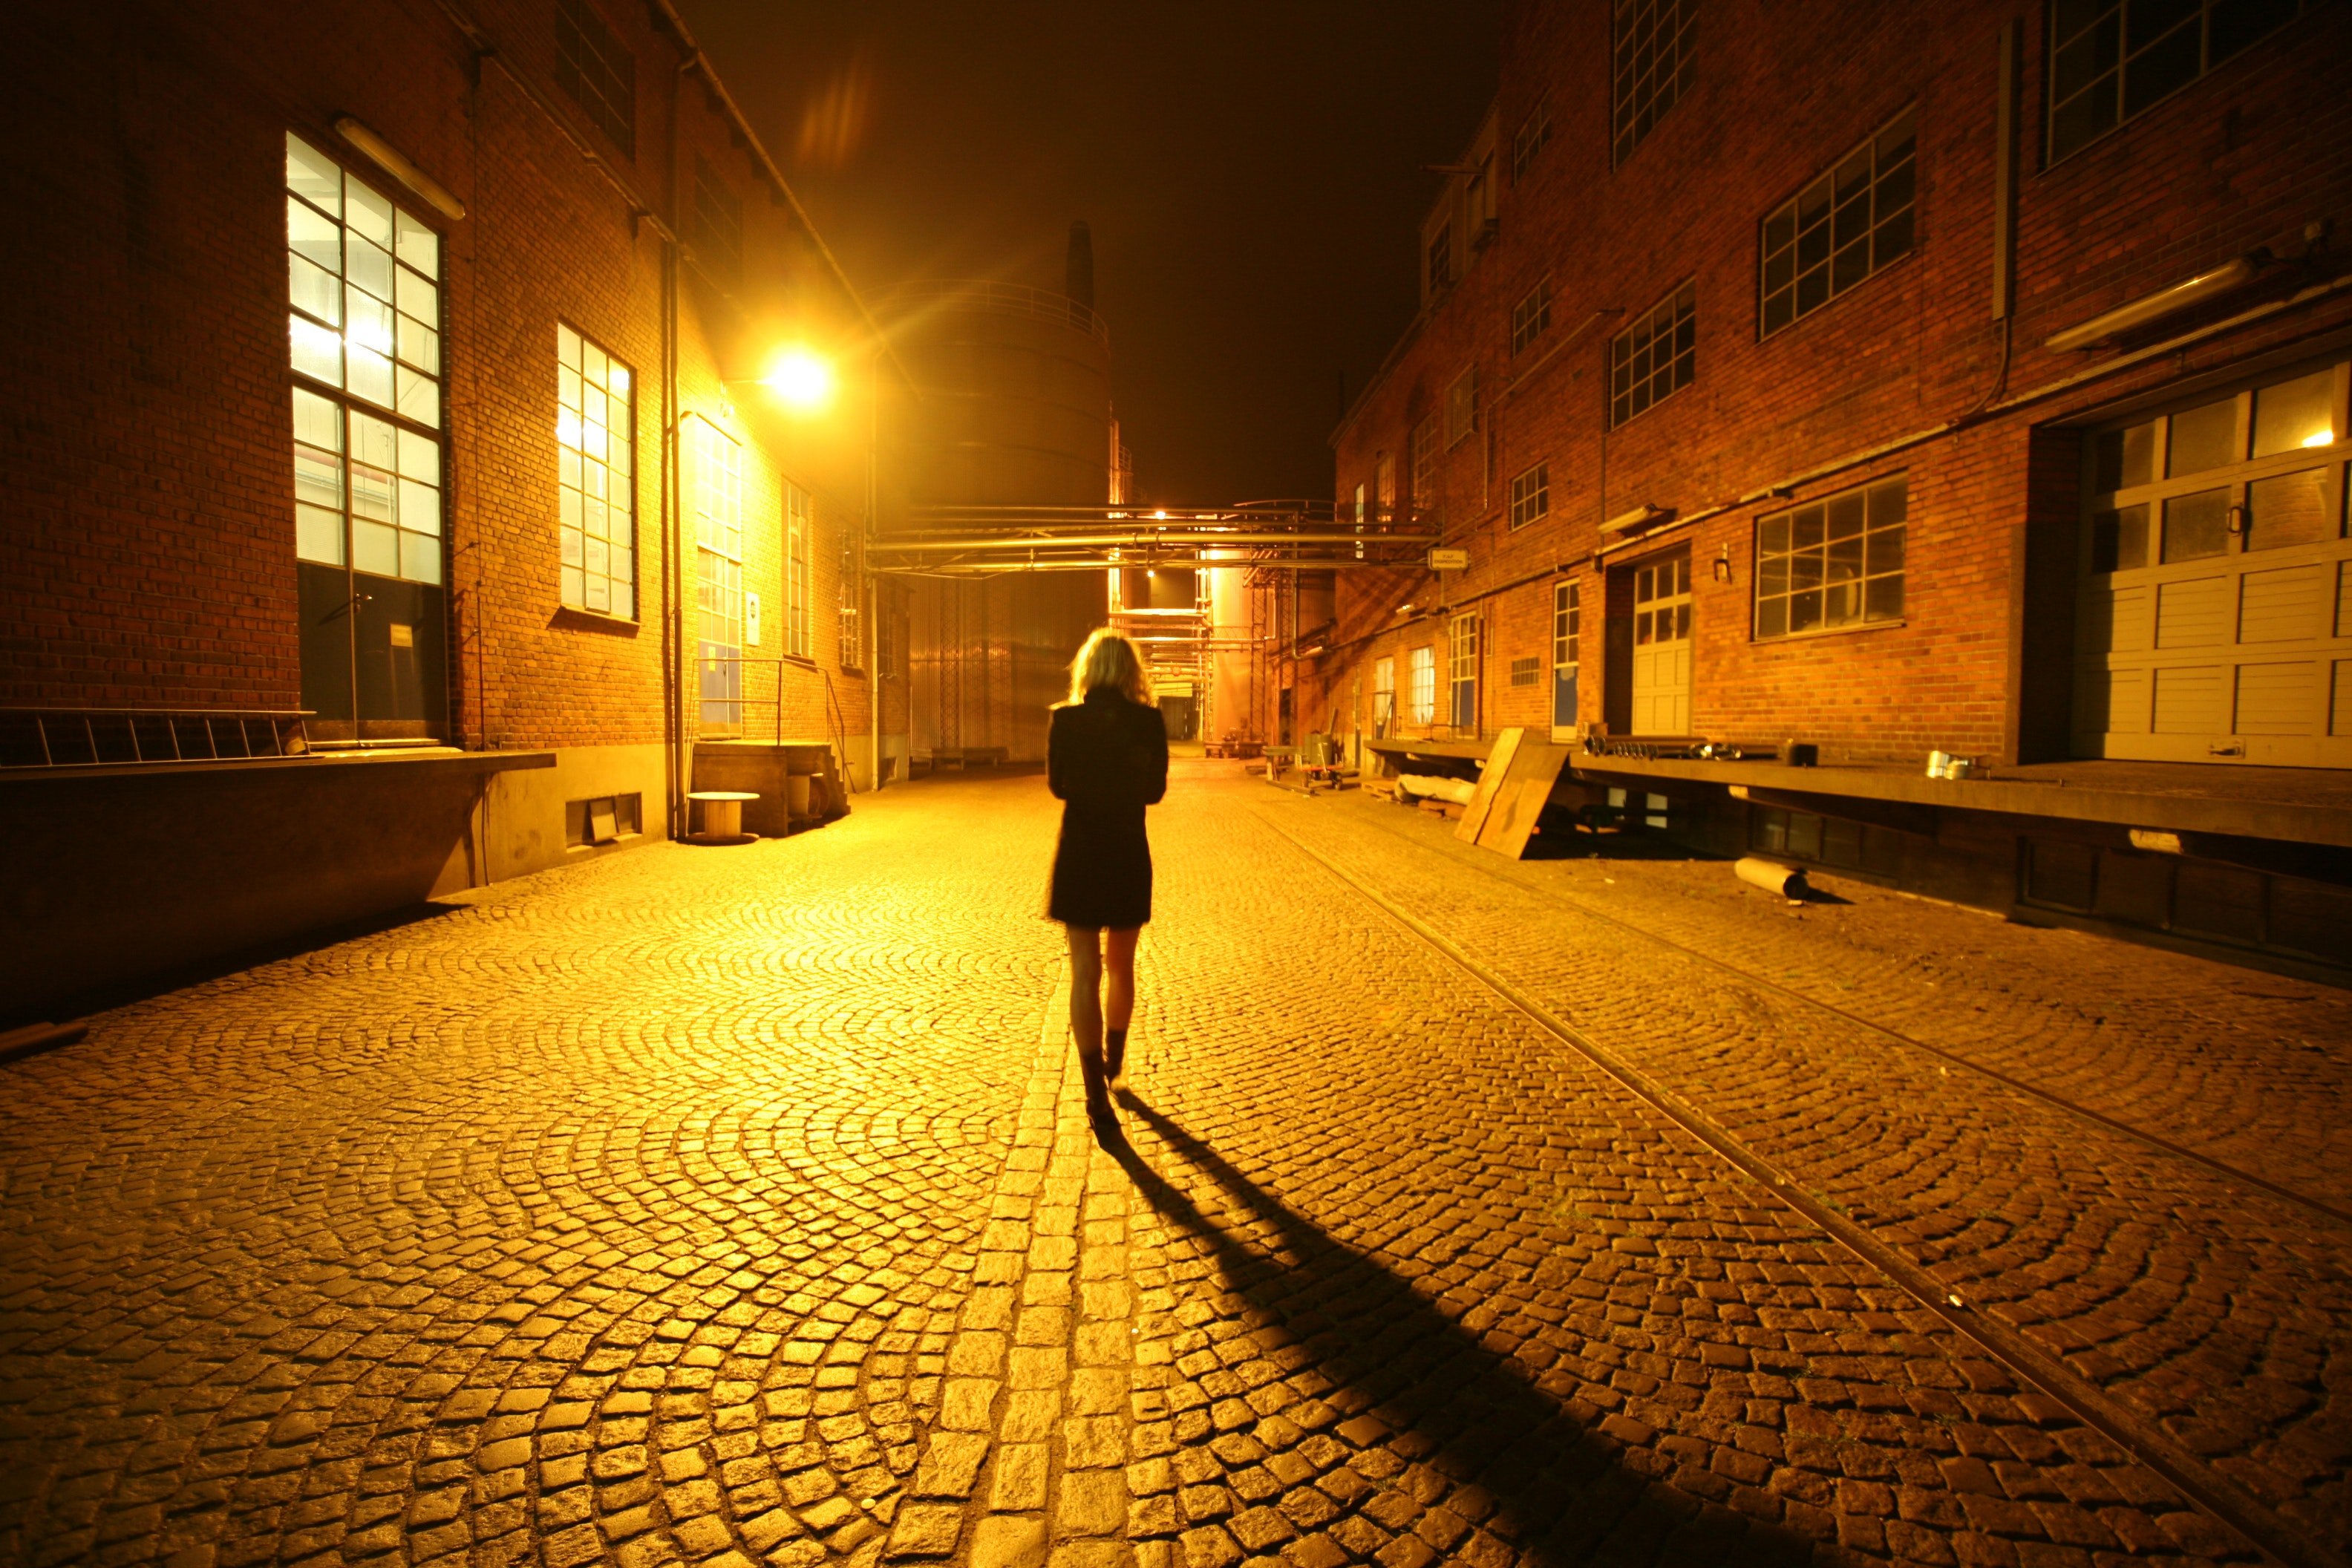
[1,0,912,1010]
[1299,0,2352,974]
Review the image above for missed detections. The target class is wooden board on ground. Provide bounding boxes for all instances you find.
[1470,738,1572,858]
[1454,727,1525,843]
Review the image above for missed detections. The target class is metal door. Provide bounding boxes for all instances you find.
[2074,360,2351,765]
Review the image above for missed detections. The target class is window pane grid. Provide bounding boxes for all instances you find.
[788,483,812,659]
[1613,0,1694,166]
[1610,283,1696,427]
[1553,581,1581,670]
[1512,277,1552,355]
[1755,476,1908,639]
[1509,463,1549,530]
[2049,0,2302,163]
[1411,414,1440,513]
[558,323,637,618]
[286,134,440,586]
[1512,97,1552,183]
[555,0,636,154]
[1760,108,1915,338]
[1407,646,1436,725]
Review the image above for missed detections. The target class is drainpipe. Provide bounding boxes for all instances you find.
[664,56,689,838]
[869,377,883,791]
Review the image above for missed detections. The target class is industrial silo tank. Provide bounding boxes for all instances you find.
[874,281,1112,506]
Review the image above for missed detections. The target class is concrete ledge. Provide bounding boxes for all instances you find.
[1568,754,2352,849]
[1,748,552,1017]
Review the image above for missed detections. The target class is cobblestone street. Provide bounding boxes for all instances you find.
[5,760,2351,1568]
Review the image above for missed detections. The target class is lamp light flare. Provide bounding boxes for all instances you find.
[761,347,836,412]
[2304,429,2336,449]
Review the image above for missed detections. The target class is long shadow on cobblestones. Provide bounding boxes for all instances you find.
[1108,1095,1817,1567]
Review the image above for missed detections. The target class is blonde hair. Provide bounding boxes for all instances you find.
[1066,627,1155,706]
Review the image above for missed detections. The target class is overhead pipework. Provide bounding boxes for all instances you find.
[868,500,1440,575]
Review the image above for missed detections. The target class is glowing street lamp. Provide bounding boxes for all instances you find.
[760,346,836,414]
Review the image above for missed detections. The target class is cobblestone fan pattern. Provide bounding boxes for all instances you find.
[3,760,2343,1567]
[0,788,1062,1567]
[1340,797,2352,1206]
[1257,785,2352,1547]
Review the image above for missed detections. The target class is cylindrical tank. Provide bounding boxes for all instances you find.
[880,278,1113,763]
[875,281,1111,507]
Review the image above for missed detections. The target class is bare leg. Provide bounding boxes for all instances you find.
[1104,927,1139,1033]
[1065,924,1104,1053]
[1065,924,1115,1129]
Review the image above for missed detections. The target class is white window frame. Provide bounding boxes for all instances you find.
[1448,612,1480,731]
[556,322,636,618]
[787,482,812,659]
[1406,645,1436,726]
[286,133,444,588]
[1754,474,1907,641]
[1372,655,1396,736]
[689,416,744,732]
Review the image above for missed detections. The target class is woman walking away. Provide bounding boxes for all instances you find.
[1047,627,1169,1136]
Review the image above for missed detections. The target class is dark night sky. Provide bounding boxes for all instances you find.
[671,1,1505,506]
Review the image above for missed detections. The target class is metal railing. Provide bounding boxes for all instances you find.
[870,279,1108,346]
[694,657,858,785]
[0,706,313,770]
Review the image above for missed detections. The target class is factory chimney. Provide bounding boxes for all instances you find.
[1065,220,1094,312]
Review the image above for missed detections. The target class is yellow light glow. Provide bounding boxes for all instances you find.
[2304,429,2336,448]
[760,347,835,412]
[1152,509,1168,520]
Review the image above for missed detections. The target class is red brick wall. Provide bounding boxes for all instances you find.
[1316,0,2352,765]
[0,0,886,754]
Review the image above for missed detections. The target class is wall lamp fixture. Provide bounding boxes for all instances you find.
[2045,252,2265,350]
[1711,545,1734,585]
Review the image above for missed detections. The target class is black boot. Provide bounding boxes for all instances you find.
[1078,1043,1116,1133]
[1105,1027,1128,1089]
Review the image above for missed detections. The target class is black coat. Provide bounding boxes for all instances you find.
[1045,687,1169,929]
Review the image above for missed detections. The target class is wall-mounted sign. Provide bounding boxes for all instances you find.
[746,590,762,647]
[1428,548,1469,571]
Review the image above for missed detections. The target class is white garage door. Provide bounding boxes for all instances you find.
[2074,358,2352,767]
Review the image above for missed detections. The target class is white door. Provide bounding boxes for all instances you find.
[2074,360,2351,766]
[1632,552,1692,734]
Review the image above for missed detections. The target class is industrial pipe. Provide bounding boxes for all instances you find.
[1734,857,1809,897]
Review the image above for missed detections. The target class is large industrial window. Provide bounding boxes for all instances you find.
[1613,0,1695,166]
[1427,223,1454,295]
[1447,368,1477,448]
[690,418,744,731]
[1610,283,1695,427]
[1511,278,1552,356]
[1512,96,1552,183]
[838,535,863,673]
[691,157,743,284]
[556,324,636,618]
[1760,108,1915,338]
[1372,656,1396,736]
[287,134,442,585]
[1406,645,1436,725]
[1448,613,1480,730]
[2049,0,2302,164]
[1376,453,1396,517]
[1509,464,1549,530]
[555,0,635,154]
[1410,414,1441,509]
[787,483,813,659]
[1755,474,1907,639]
